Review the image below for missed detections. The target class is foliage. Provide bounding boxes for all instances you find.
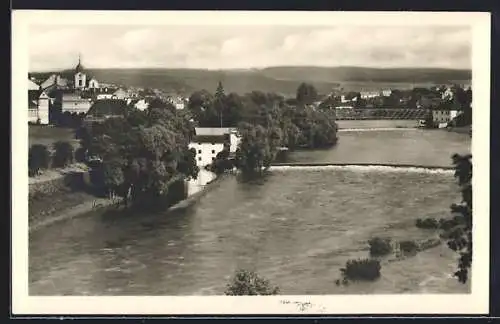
[28,144,51,176]
[235,123,277,176]
[368,237,393,256]
[340,258,381,281]
[74,147,87,163]
[415,217,440,229]
[398,240,419,255]
[446,153,472,284]
[79,105,199,209]
[296,82,318,105]
[225,269,280,296]
[52,141,74,168]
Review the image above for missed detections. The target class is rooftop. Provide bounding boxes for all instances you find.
[194,127,236,136]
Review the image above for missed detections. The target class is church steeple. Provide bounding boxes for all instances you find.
[75,53,84,73]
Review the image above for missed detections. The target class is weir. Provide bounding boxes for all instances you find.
[269,162,455,173]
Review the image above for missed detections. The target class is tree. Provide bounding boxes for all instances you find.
[28,144,51,176]
[296,82,318,105]
[52,141,74,168]
[446,154,472,284]
[225,269,280,296]
[235,122,276,176]
[214,81,226,127]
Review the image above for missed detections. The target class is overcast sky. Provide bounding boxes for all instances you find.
[28,25,471,72]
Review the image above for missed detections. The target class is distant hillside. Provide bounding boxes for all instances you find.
[29,66,471,97]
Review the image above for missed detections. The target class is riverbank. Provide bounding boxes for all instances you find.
[28,172,225,232]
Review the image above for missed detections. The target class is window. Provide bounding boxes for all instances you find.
[198,150,202,154]
[211,150,215,154]
[198,157,202,161]
[212,157,215,161]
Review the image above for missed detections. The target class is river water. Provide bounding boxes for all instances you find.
[29,120,472,295]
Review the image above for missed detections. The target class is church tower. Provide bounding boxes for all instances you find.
[74,54,87,90]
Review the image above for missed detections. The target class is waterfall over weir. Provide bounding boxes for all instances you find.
[269,163,455,174]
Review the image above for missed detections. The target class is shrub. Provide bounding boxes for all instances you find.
[52,141,74,168]
[399,240,419,255]
[368,237,393,256]
[28,144,51,176]
[415,217,439,229]
[74,147,87,163]
[225,269,280,296]
[340,258,381,281]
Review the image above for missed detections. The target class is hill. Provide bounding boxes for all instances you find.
[29,66,471,97]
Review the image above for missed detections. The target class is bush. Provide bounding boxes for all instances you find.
[28,144,51,176]
[368,237,393,256]
[415,217,439,229]
[52,141,74,168]
[340,258,381,281]
[399,240,419,255]
[74,147,87,163]
[225,269,280,296]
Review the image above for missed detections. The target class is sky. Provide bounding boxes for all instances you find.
[28,25,471,72]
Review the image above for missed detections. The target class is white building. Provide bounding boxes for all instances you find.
[382,89,392,97]
[188,127,240,167]
[61,93,92,114]
[28,79,50,124]
[360,91,381,99]
[432,109,459,125]
[112,88,128,100]
[134,98,150,111]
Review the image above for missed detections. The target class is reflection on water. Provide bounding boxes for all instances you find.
[29,125,472,296]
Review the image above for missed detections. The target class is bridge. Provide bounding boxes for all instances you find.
[334,108,427,120]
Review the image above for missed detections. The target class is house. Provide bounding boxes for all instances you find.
[112,88,128,100]
[61,93,93,114]
[188,127,240,167]
[166,96,186,110]
[28,79,51,125]
[432,109,459,125]
[134,98,150,111]
[360,91,380,99]
[83,99,129,126]
[335,105,354,110]
[382,89,392,97]
[96,87,118,100]
[40,74,70,92]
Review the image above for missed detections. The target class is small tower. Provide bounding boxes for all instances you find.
[74,53,87,90]
[37,91,50,125]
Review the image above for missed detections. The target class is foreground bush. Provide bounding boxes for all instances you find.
[52,141,74,168]
[340,258,381,281]
[368,237,393,256]
[415,217,439,229]
[225,269,280,296]
[399,240,419,255]
[28,144,51,176]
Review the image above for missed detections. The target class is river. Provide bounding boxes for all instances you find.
[29,120,472,295]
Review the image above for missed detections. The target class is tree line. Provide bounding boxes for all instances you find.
[189,82,338,175]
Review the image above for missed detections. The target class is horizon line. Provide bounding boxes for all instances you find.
[28,65,473,74]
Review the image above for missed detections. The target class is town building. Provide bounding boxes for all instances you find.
[61,93,93,114]
[28,79,50,125]
[188,127,240,167]
[83,99,129,127]
[432,109,459,127]
[360,91,380,99]
[166,95,186,110]
[134,98,150,111]
[382,89,392,97]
